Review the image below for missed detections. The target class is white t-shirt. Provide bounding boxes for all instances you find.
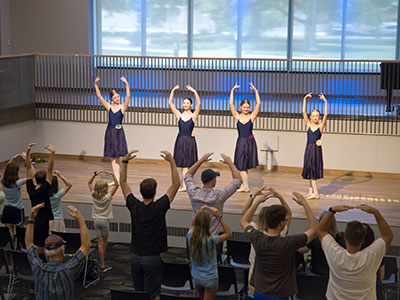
[321,234,386,300]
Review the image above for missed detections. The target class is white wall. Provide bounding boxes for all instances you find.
[27,120,400,174]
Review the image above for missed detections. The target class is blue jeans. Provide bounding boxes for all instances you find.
[254,290,293,300]
[130,252,162,296]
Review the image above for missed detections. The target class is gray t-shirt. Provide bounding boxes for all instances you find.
[244,225,307,298]
[2,178,24,209]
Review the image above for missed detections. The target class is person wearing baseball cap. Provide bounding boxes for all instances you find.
[25,203,91,300]
[184,152,242,262]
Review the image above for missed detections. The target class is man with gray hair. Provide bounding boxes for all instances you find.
[26,203,91,300]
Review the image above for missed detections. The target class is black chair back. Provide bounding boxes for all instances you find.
[382,256,398,281]
[0,228,13,248]
[160,294,199,300]
[0,248,9,275]
[218,265,238,294]
[226,240,251,265]
[161,260,193,289]
[110,289,150,300]
[296,272,328,300]
[10,250,34,281]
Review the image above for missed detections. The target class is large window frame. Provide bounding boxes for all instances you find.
[93,0,400,60]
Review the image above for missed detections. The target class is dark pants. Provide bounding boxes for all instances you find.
[216,232,224,263]
[130,252,162,296]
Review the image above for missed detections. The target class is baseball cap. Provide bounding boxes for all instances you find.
[201,169,220,183]
[45,234,66,250]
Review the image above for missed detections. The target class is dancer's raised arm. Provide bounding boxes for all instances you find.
[319,93,328,132]
[54,170,72,193]
[249,83,261,122]
[169,84,181,121]
[121,76,130,114]
[230,83,240,120]
[120,150,138,199]
[25,143,36,179]
[187,84,201,122]
[302,93,312,127]
[94,77,111,111]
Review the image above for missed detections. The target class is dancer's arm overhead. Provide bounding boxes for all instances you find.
[25,143,36,180]
[169,84,181,121]
[187,84,201,123]
[121,76,131,114]
[319,93,328,132]
[44,145,55,185]
[54,170,72,193]
[302,93,312,128]
[249,83,261,122]
[230,83,240,121]
[94,77,111,111]
[119,150,138,199]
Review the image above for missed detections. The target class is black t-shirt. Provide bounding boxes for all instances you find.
[26,179,54,224]
[244,225,307,298]
[126,193,170,256]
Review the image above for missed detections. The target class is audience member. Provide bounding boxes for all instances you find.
[188,205,232,300]
[318,204,393,300]
[88,170,119,272]
[49,170,72,233]
[26,203,91,300]
[185,152,242,261]
[120,150,180,300]
[25,143,56,254]
[240,192,317,300]
[242,186,292,296]
[1,152,27,243]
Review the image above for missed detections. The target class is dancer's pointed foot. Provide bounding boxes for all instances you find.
[307,194,320,200]
[178,187,187,192]
[108,181,116,186]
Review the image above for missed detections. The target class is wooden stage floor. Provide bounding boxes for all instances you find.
[13,157,400,227]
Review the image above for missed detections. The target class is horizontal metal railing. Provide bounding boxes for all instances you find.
[1,54,400,135]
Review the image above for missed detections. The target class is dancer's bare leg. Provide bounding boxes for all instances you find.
[238,171,250,192]
[179,167,188,192]
[307,179,320,199]
[307,180,313,197]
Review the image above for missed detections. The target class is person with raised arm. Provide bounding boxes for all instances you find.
[49,170,72,233]
[301,93,328,199]
[188,205,232,300]
[88,170,119,273]
[94,76,130,183]
[25,143,56,254]
[240,192,317,300]
[318,204,393,300]
[169,84,201,192]
[26,203,91,300]
[1,152,28,243]
[230,83,261,192]
[184,152,241,262]
[119,150,179,300]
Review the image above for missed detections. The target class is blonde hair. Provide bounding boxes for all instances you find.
[257,206,268,232]
[92,181,108,200]
[190,210,215,263]
[319,211,338,237]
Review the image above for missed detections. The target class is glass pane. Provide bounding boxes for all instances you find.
[293,0,343,59]
[99,0,141,56]
[146,0,187,57]
[344,0,398,60]
[242,0,288,58]
[193,0,238,58]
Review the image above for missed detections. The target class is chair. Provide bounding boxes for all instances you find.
[0,248,14,299]
[296,272,328,300]
[381,256,399,300]
[226,240,250,294]
[0,227,13,249]
[217,265,243,296]
[52,231,100,288]
[160,293,199,300]
[161,260,193,291]
[15,227,26,250]
[110,289,151,300]
[8,250,35,296]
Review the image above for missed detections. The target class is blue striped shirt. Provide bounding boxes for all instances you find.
[27,246,85,300]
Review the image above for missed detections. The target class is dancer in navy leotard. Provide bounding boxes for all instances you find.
[169,84,201,191]
[94,76,130,183]
[301,93,328,200]
[230,83,260,192]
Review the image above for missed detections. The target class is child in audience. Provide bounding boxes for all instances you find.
[88,170,119,272]
[169,84,201,192]
[187,205,232,300]
[1,153,27,242]
[301,93,328,199]
[49,170,72,233]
